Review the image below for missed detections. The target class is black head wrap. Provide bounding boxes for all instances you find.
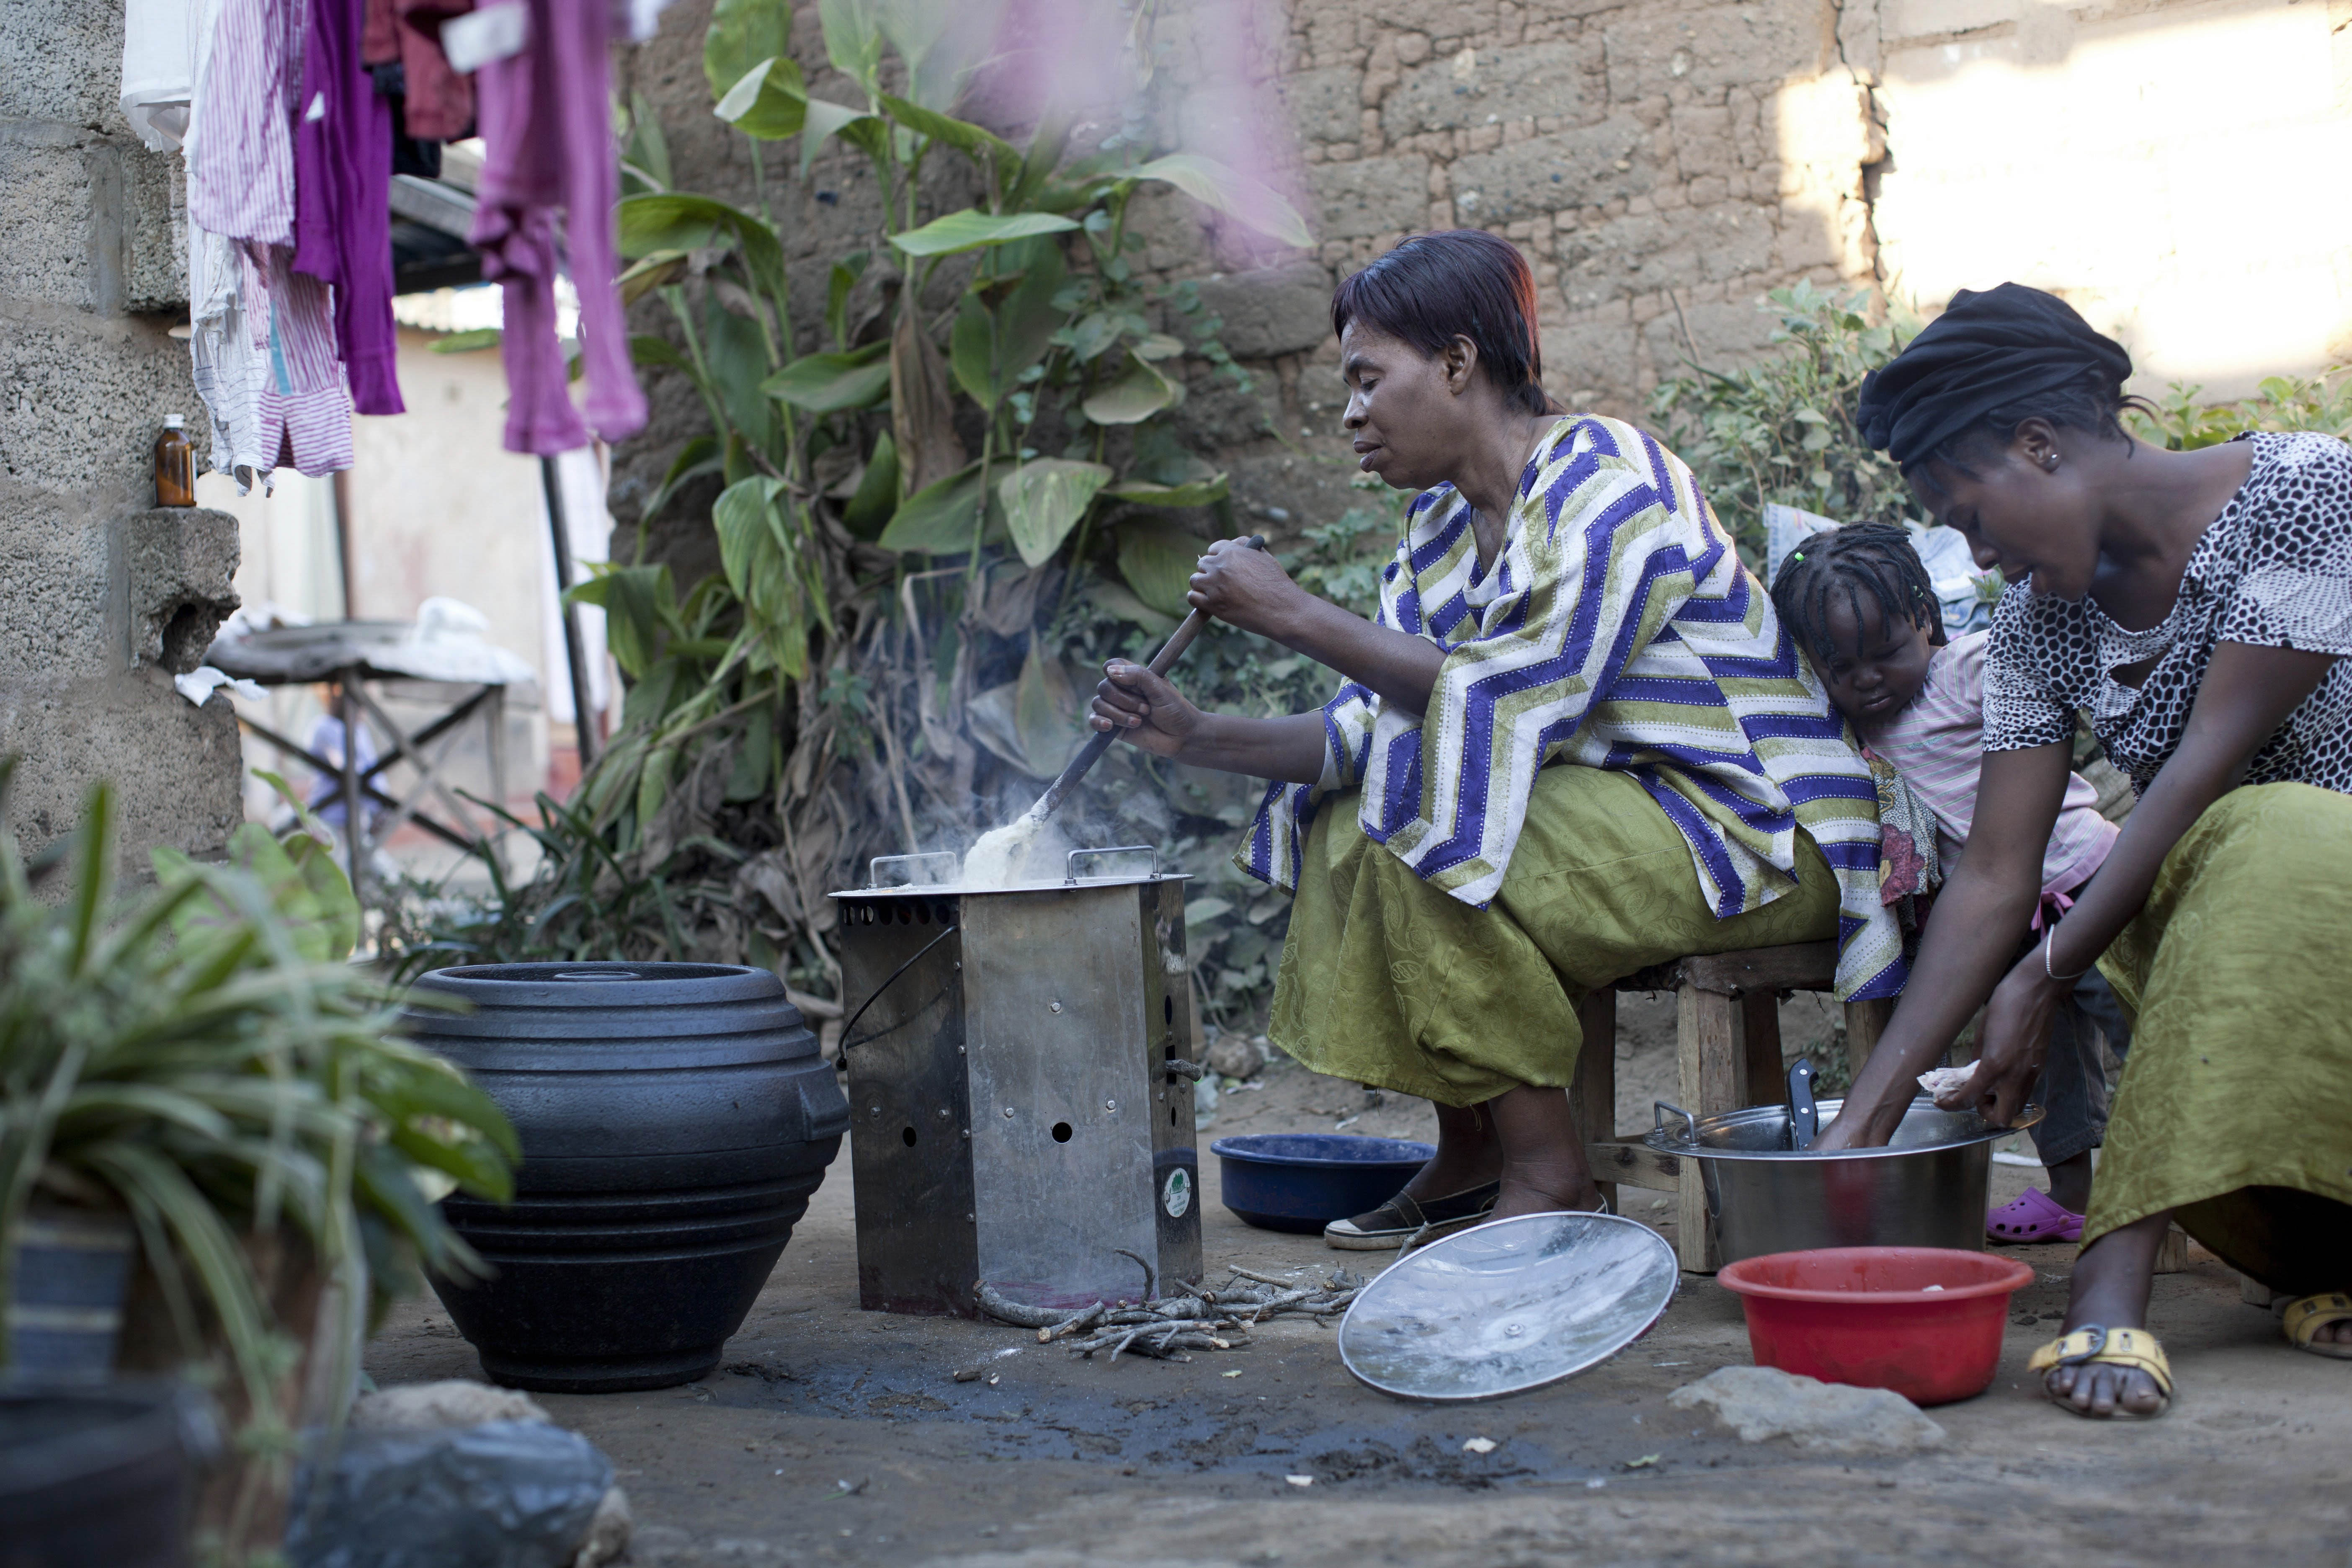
[1855,283,2133,468]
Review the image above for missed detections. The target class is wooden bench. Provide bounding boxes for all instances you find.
[1567,940,1892,1272]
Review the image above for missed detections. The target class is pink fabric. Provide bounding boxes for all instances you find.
[467,0,646,455]
[395,0,475,141]
[186,0,301,245]
[295,0,405,415]
[188,0,355,476]
[1858,630,2120,900]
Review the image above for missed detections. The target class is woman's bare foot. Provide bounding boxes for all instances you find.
[1485,1083,1604,1219]
[2045,1210,2171,1416]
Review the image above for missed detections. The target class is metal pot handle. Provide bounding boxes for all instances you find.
[1654,1100,1700,1143]
[870,851,959,888]
[1065,845,1160,884]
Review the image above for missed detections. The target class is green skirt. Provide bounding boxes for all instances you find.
[1267,766,1840,1107]
[2089,783,2352,1292]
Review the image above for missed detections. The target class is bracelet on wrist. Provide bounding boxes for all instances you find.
[2043,928,2090,984]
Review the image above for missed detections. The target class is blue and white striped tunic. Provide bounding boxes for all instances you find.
[1239,415,1908,1001]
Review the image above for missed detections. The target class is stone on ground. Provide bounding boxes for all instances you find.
[1666,1366,1946,1456]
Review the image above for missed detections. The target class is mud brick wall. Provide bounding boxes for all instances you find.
[616,0,1884,541]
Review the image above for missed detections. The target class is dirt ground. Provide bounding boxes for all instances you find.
[366,996,2352,1566]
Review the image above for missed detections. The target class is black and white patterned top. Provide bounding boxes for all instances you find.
[1983,432,2352,794]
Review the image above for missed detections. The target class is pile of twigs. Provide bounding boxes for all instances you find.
[974,1260,1364,1363]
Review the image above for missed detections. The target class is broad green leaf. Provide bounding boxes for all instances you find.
[841,432,899,538]
[1127,152,1314,248]
[618,251,689,306]
[1132,333,1186,361]
[998,458,1113,567]
[704,0,794,102]
[1104,473,1229,508]
[877,464,984,554]
[624,89,673,191]
[1013,641,1080,778]
[281,829,361,961]
[640,434,720,525]
[1060,311,1121,362]
[714,55,808,140]
[429,328,500,354]
[1010,113,1071,207]
[704,292,775,453]
[800,99,887,177]
[879,93,1020,186]
[949,294,998,409]
[570,564,676,678]
[826,251,869,350]
[1117,521,1204,617]
[616,193,787,303]
[714,476,787,606]
[892,209,1080,259]
[1088,577,1179,634]
[818,0,884,89]
[629,333,693,373]
[1082,353,1181,425]
[995,240,1069,384]
[761,342,892,412]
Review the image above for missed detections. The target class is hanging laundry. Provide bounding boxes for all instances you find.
[467,0,647,456]
[392,0,476,142]
[183,0,356,482]
[120,0,199,151]
[295,0,404,415]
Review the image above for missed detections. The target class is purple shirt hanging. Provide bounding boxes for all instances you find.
[295,0,405,415]
[467,0,647,454]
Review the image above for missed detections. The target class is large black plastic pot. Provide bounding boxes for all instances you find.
[405,962,848,1393]
[0,1384,198,1568]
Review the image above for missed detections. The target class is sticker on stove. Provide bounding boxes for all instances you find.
[1161,1168,1193,1220]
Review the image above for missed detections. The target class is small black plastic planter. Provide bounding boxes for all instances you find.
[405,962,849,1393]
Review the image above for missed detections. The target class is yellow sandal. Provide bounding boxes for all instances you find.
[2027,1325,2173,1418]
[2281,1292,2352,1360]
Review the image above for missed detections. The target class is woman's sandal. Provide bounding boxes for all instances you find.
[1323,1181,1500,1251]
[2027,1325,2174,1418]
[1987,1188,2084,1244]
[2280,1292,2352,1359]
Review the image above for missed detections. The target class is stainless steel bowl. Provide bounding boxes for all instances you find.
[1641,1096,2042,1267]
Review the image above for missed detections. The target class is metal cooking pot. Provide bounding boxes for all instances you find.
[1642,1096,2042,1266]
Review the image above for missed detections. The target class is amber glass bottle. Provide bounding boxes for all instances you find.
[154,415,195,507]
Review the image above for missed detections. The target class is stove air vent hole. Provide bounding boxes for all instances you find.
[1051,1122,1073,1143]
[900,1126,917,1147]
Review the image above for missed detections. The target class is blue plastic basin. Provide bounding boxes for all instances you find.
[1210,1133,1435,1234]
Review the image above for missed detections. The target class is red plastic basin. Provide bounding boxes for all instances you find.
[1717,1247,2035,1406]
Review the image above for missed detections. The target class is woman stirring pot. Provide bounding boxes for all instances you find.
[1813,284,2352,1415]
[1088,231,1904,1248]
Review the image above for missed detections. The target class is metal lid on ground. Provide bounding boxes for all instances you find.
[1337,1212,1678,1402]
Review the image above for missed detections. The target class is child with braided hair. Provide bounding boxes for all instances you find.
[1770,524,2127,1240]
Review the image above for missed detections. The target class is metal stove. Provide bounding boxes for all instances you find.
[830,847,1203,1316]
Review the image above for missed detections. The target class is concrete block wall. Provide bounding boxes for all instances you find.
[0,0,244,870]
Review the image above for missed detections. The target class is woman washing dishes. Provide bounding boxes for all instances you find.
[1086,230,1904,1249]
[1812,283,2352,1414]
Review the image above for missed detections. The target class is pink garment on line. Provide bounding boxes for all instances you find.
[187,0,355,477]
[467,0,647,455]
[296,0,405,415]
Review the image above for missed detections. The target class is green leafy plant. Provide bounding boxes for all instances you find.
[2128,366,2352,450]
[1648,281,1925,567]
[388,0,1323,1024]
[0,763,516,1544]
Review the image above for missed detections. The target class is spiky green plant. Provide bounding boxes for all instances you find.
[0,762,516,1551]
